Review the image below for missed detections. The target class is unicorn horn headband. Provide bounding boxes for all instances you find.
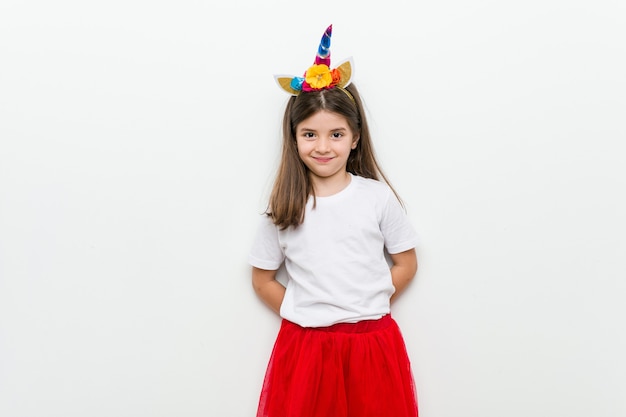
[275,24,354,96]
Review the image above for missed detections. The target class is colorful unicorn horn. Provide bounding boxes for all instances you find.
[315,24,332,67]
[274,24,354,96]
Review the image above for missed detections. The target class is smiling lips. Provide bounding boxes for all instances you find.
[313,156,334,163]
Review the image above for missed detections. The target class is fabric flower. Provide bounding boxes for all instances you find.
[330,68,341,86]
[290,77,304,91]
[305,64,333,89]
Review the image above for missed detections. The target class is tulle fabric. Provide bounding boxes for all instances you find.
[256,315,418,417]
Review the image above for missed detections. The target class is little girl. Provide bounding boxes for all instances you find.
[249,25,420,417]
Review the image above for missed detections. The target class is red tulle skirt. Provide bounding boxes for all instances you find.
[256,315,418,417]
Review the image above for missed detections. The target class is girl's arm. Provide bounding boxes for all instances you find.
[251,266,286,315]
[389,248,418,303]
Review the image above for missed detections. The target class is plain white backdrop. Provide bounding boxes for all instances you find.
[1,1,625,416]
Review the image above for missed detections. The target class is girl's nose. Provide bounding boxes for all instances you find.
[316,137,331,153]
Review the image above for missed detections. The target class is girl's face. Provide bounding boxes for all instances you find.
[295,110,359,191]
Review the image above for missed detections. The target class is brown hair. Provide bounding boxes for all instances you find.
[267,83,402,229]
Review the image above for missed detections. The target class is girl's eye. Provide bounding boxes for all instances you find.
[302,132,316,140]
[331,132,344,139]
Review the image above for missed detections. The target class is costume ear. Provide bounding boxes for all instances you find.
[336,57,354,88]
[275,75,300,96]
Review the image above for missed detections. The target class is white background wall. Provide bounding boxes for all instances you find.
[1,1,625,416]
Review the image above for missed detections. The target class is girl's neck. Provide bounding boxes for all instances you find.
[311,171,352,197]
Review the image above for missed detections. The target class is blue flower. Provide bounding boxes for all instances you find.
[290,77,304,91]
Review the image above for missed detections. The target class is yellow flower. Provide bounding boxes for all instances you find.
[305,64,333,89]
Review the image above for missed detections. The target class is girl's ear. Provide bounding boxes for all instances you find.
[351,136,360,149]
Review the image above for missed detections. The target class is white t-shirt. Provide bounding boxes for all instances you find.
[248,174,420,327]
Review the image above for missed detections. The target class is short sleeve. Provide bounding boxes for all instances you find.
[380,189,420,254]
[248,214,285,270]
